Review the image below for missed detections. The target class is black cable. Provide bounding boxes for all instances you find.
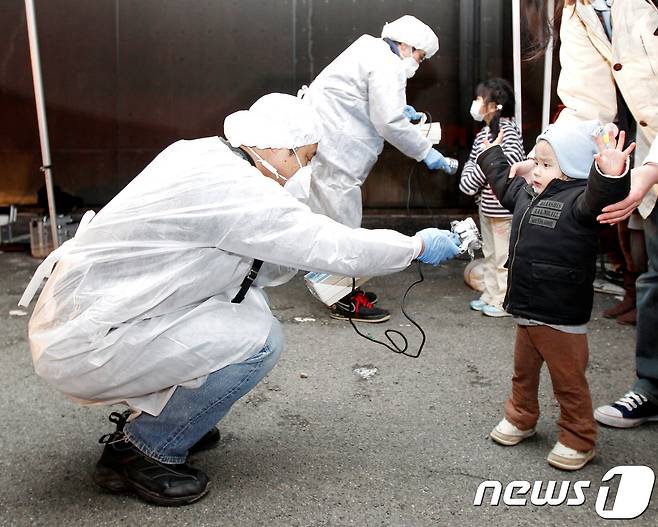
[406,111,440,224]
[343,110,456,358]
[346,261,427,358]
[410,110,473,262]
[406,111,432,214]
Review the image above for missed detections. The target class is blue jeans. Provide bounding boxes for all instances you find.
[124,318,283,463]
[634,206,658,404]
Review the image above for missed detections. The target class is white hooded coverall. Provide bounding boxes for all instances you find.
[303,35,433,228]
[21,137,421,416]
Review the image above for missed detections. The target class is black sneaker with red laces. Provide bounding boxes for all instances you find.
[330,290,390,323]
[355,288,378,305]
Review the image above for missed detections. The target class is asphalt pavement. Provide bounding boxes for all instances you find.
[1,251,656,526]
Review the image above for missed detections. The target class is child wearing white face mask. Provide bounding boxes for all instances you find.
[459,78,525,317]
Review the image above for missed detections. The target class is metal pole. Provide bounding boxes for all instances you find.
[541,0,555,130]
[24,0,59,250]
[512,0,522,131]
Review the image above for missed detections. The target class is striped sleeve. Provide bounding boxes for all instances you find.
[499,120,526,164]
[459,129,488,196]
[476,118,524,217]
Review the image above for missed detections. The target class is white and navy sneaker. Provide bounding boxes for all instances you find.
[594,391,658,428]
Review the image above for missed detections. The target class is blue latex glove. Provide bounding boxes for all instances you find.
[415,228,461,266]
[423,148,451,171]
[403,104,423,121]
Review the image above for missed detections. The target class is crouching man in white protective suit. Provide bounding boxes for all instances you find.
[19,93,461,506]
[300,15,458,322]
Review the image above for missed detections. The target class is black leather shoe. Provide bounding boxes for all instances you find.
[93,412,210,506]
[189,427,221,455]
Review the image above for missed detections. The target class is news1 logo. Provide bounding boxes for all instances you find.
[473,466,655,519]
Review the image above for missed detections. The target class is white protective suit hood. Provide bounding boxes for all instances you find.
[381,15,439,59]
[224,92,321,149]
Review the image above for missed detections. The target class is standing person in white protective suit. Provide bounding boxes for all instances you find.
[300,14,458,323]
[18,93,460,506]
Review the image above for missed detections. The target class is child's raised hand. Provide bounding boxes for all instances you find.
[510,159,535,181]
[482,130,504,150]
[594,130,636,176]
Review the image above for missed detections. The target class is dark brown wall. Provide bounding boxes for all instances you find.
[0,0,557,209]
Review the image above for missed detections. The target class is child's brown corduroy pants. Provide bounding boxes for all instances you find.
[504,324,597,452]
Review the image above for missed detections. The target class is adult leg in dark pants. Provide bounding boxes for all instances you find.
[595,206,658,427]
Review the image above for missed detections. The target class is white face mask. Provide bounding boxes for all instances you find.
[402,56,419,79]
[284,149,312,202]
[248,146,311,201]
[470,99,485,122]
[470,99,503,122]
[247,146,308,183]
[284,164,312,203]
[246,147,289,182]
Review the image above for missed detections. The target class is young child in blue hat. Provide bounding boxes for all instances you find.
[477,120,635,470]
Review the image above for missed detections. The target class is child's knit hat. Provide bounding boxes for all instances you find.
[536,119,599,179]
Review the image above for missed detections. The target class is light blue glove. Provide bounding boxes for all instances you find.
[423,148,459,174]
[415,228,461,266]
[403,104,423,121]
[423,148,447,170]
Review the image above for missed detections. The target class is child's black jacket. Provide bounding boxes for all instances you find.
[477,145,630,325]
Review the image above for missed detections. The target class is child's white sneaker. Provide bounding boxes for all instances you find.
[490,418,536,446]
[547,441,595,471]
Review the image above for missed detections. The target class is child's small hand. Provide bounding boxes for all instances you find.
[510,159,535,181]
[482,130,504,150]
[594,130,636,176]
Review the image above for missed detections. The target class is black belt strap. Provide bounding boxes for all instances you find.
[221,137,262,304]
[231,259,263,303]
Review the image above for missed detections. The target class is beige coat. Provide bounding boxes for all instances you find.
[555,0,658,217]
